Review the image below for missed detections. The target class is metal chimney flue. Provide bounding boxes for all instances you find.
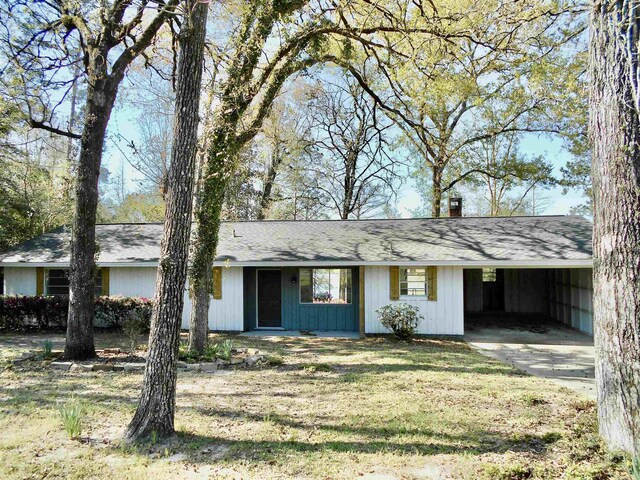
[448,197,462,217]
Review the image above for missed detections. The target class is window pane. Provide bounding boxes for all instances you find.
[300,268,352,304]
[482,268,497,282]
[46,269,103,296]
[46,269,69,295]
[300,268,313,303]
[400,268,427,296]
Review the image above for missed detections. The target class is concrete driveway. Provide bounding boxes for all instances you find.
[464,315,596,399]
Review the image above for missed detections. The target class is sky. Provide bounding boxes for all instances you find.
[392,134,586,218]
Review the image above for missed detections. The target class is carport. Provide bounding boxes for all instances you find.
[463,266,595,398]
[463,267,594,336]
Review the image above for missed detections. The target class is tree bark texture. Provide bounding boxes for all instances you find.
[126,0,208,441]
[62,2,178,360]
[589,0,640,454]
[257,143,283,220]
[65,73,119,360]
[432,164,443,218]
[188,141,228,353]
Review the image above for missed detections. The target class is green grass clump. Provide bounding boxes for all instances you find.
[265,353,284,366]
[299,362,333,373]
[58,400,84,440]
[42,340,53,358]
[179,339,234,363]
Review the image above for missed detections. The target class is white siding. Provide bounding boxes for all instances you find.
[4,267,37,295]
[181,267,244,331]
[98,266,244,331]
[364,266,464,335]
[549,268,593,336]
[109,267,156,298]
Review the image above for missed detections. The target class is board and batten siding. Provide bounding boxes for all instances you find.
[364,266,464,335]
[3,267,37,295]
[107,267,244,331]
[181,266,244,331]
[548,268,593,336]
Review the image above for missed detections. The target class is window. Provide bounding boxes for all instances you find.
[300,268,352,304]
[400,267,427,296]
[482,268,497,283]
[45,269,103,296]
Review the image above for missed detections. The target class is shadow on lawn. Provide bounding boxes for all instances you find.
[137,427,555,464]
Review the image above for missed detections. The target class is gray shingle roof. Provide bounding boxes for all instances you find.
[0,215,593,266]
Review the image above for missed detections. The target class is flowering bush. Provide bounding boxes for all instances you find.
[0,295,152,331]
[376,303,423,341]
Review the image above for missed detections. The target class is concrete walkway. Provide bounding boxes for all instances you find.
[465,318,596,399]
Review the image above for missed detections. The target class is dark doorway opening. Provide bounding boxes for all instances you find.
[482,268,505,311]
[257,269,282,328]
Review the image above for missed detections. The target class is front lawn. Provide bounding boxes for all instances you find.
[0,333,630,479]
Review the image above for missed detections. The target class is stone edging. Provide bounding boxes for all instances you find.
[10,350,264,373]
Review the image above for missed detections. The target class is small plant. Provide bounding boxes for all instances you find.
[178,343,199,363]
[122,310,146,353]
[299,362,333,373]
[58,400,84,440]
[265,353,284,366]
[42,340,53,358]
[150,430,158,446]
[204,342,221,359]
[521,393,547,406]
[218,339,233,360]
[376,303,423,341]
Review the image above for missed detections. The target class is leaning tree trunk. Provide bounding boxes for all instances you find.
[589,0,640,454]
[126,0,208,441]
[65,74,119,360]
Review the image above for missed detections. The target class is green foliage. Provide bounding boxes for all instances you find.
[218,339,233,360]
[58,400,84,440]
[0,96,74,252]
[376,303,423,341]
[42,340,53,358]
[179,339,234,363]
[299,362,333,373]
[121,309,147,353]
[482,463,534,480]
[0,295,152,331]
[265,353,284,366]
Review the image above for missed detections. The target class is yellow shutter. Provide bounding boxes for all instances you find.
[101,267,110,296]
[36,267,44,296]
[427,266,437,301]
[389,266,399,300]
[212,267,222,300]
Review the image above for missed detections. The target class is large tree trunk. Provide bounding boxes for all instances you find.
[126,0,208,441]
[65,75,118,360]
[589,0,640,454]
[188,149,227,353]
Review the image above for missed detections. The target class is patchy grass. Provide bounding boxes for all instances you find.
[0,331,631,479]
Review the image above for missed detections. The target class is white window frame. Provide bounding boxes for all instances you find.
[299,268,353,305]
[399,267,428,297]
